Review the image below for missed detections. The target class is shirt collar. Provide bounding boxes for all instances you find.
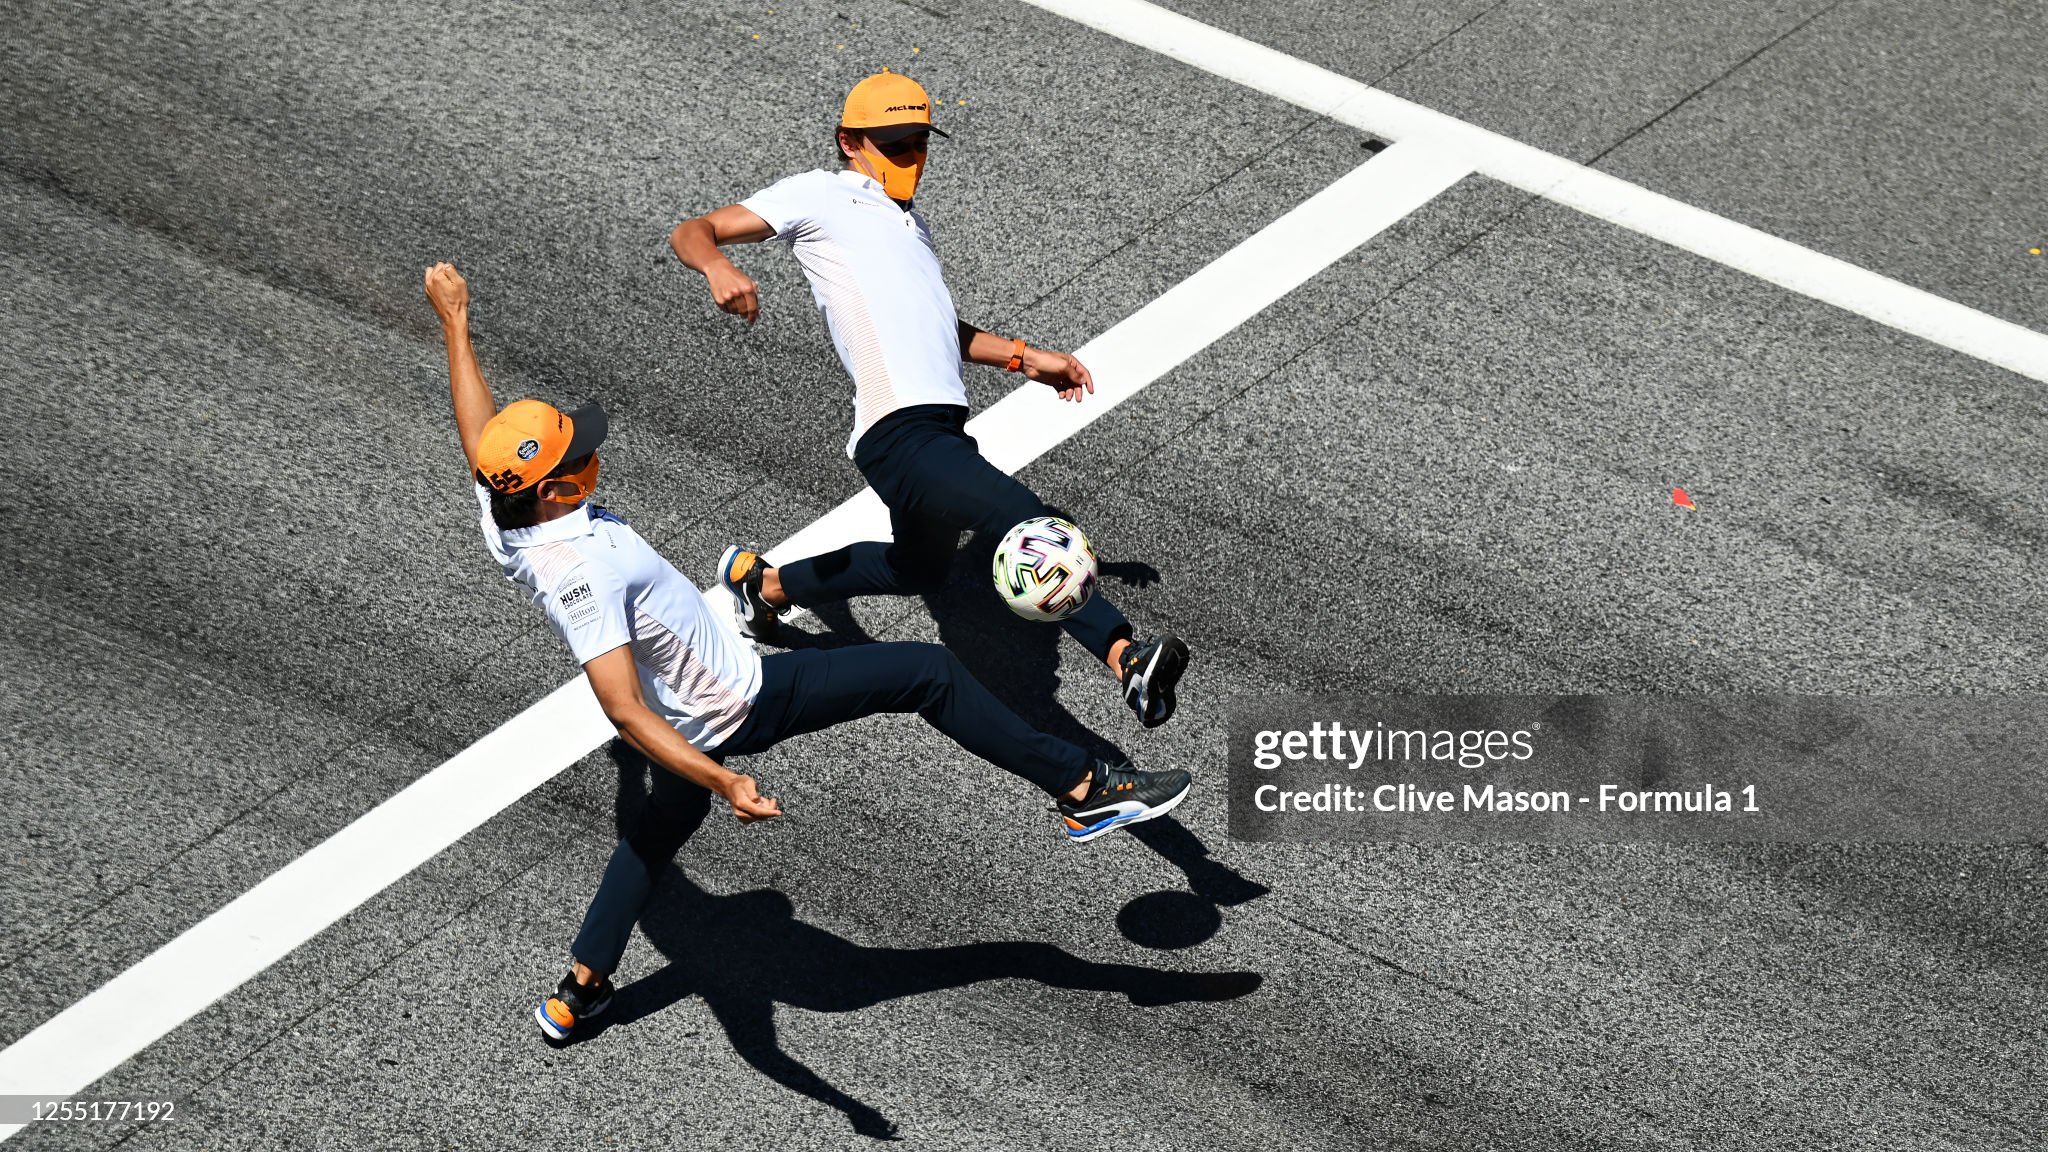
[835,168,884,195]
[835,168,916,213]
[500,503,594,549]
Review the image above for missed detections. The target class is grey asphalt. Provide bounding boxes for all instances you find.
[3,0,2044,1148]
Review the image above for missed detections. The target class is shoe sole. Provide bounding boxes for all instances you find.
[1127,637,1190,729]
[533,991,613,1043]
[1064,778,1191,844]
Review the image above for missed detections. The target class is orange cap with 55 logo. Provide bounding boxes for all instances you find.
[474,399,608,493]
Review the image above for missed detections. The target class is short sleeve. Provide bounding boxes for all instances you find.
[739,171,825,241]
[542,560,632,665]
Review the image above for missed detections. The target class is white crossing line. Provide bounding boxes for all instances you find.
[1022,0,2048,385]
[0,138,1471,1138]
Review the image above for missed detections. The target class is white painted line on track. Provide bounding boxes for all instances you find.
[0,139,1470,1137]
[1022,0,2048,385]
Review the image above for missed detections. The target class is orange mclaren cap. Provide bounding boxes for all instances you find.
[474,399,608,493]
[840,72,951,142]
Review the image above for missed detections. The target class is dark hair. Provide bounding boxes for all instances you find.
[488,484,543,531]
[486,453,592,531]
[834,126,862,167]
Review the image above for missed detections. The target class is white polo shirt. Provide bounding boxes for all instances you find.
[475,486,761,751]
[742,169,965,455]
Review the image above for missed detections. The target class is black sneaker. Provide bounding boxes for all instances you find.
[535,970,614,1043]
[1118,634,1189,728]
[1057,759,1192,843]
[717,544,781,638]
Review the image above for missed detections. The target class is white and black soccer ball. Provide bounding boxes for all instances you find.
[991,516,1099,622]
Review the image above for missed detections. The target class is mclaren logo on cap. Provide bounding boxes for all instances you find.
[517,438,541,460]
[885,103,928,112]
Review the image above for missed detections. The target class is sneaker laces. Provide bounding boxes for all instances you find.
[1118,638,1147,683]
[1088,759,1142,799]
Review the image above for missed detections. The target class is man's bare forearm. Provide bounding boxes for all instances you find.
[957,319,1094,401]
[959,321,1023,366]
[584,644,778,820]
[443,321,496,458]
[670,218,734,276]
[424,263,495,468]
[615,707,742,794]
[671,205,775,325]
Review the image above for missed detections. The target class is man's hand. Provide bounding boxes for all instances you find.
[705,260,761,326]
[1023,348,1095,403]
[424,262,469,329]
[722,773,783,823]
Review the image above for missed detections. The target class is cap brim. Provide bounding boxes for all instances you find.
[561,402,609,463]
[863,122,949,143]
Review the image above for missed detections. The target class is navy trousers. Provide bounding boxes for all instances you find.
[569,642,1094,976]
[775,404,1133,662]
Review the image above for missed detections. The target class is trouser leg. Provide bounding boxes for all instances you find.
[568,757,713,976]
[725,645,1094,797]
[914,429,1136,663]
[772,508,956,607]
[773,408,1136,662]
[563,636,1100,974]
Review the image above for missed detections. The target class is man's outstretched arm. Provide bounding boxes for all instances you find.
[424,262,494,471]
[584,646,782,824]
[958,321,1096,404]
[670,204,776,326]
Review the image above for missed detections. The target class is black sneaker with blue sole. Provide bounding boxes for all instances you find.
[1058,760,1192,843]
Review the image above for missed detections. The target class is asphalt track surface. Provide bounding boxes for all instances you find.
[3,0,2045,1148]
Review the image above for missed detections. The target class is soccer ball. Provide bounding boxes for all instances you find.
[992,516,1099,622]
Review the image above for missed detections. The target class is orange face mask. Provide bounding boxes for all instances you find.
[853,136,926,202]
[541,453,600,506]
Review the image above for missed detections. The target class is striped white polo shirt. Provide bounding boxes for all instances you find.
[475,486,761,751]
[742,169,964,455]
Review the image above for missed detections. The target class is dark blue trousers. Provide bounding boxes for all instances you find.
[775,404,1133,662]
[569,642,1094,976]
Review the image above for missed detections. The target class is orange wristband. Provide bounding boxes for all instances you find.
[1004,338,1026,373]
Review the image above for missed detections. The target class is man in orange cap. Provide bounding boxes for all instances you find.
[669,72,1192,731]
[424,262,1193,1044]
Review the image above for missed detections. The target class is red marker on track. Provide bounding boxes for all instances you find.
[1672,487,1696,511]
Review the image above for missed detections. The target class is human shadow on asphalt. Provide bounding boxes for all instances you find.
[579,748,1264,1141]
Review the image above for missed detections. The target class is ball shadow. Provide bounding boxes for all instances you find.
[1116,890,1225,951]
